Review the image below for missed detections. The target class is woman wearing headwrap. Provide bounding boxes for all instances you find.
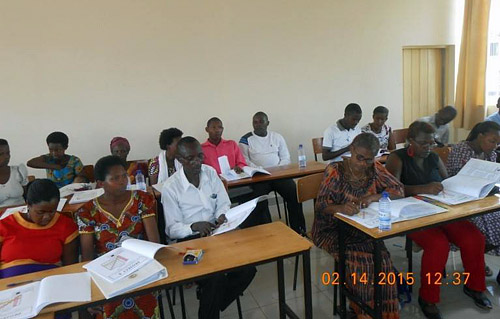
[110,137,147,184]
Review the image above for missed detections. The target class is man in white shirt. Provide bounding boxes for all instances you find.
[322,103,362,162]
[162,136,256,319]
[485,97,500,125]
[239,112,306,234]
[419,106,457,146]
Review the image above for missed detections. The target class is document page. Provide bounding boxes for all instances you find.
[121,239,166,259]
[212,196,264,235]
[36,273,91,313]
[0,282,39,319]
[69,188,105,204]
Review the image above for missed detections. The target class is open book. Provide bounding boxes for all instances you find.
[420,158,500,205]
[338,197,448,229]
[212,196,265,236]
[59,183,94,198]
[83,239,168,299]
[69,188,105,204]
[218,156,270,181]
[0,273,90,319]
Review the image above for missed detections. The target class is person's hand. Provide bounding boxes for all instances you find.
[215,214,227,226]
[191,221,216,237]
[233,166,244,174]
[422,182,444,195]
[337,202,360,216]
[355,194,380,209]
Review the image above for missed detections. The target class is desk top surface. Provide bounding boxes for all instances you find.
[336,195,500,239]
[226,161,327,188]
[0,222,312,316]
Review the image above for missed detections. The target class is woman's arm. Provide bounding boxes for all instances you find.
[80,233,95,262]
[27,155,61,170]
[387,131,396,151]
[62,237,79,265]
[143,217,161,243]
[437,157,448,180]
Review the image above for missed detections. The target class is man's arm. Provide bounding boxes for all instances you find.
[277,134,291,165]
[238,141,259,168]
[322,146,349,161]
[161,189,195,239]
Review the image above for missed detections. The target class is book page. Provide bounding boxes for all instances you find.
[0,281,39,319]
[59,183,93,198]
[422,190,477,206]
[218,155,231,175]
[36,273,90,314]
[242,166,270,177]
[212,196,264,235]
[121,239,167,259]
[83,247,152,283]
[69,188,105,204]
[458,158,500,181]
[0,206,27,220]
[442,174,493,198]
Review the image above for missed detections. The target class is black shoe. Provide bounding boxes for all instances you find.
[497,270,500,286]
[485,265,493,277]
[418,296,442,319]
[463,286,492,310]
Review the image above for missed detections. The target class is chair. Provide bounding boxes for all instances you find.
[81,165,95,182]
[311,137,324,161]
[433,146,451,164]
[392,128,408,145]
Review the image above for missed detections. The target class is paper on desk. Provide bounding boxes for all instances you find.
[152,182,164,193]
[1,198,66,220]
[218,155,232,175]
[59,183,94,198]
[69,188,105,204]
[57,198,67,211]
[212,196,266,236]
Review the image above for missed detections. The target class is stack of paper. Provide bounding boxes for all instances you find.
[212,196,265,236]
[83,239,168,298]
[69,188,105,204]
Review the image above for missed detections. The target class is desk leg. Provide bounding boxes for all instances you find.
[277,258,286,319]
[302,250,313,319]
[338,221,347,319]
[373,240,382,319]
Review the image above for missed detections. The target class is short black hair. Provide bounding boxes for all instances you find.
[159,128,183,150]
[94,155,126,182]
[352,132,380,156]
[253,111,268,121]
[0,139,8,146]
[26,179,60,205]
[467,121,500,141]
[46,131,69,148]
[344,103,362,116]
[407,121,435,139]
[206,117,222,127]
[373,106,389,116]
[177,136,201,157]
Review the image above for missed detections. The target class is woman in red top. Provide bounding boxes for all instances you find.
[77,155,161,319]
[0,179,78,278]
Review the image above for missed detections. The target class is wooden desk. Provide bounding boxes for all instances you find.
[0,222,313,319]
[227,161,327,188]
[335,195,500,319]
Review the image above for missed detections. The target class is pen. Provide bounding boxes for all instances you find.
[7,279,36,288]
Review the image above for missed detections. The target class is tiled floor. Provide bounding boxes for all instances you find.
[160,201,500,319]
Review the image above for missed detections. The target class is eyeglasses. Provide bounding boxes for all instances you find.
[351,150,375,164]
[412,139,437,148]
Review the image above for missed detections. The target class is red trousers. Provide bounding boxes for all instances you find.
[408,220,485,303]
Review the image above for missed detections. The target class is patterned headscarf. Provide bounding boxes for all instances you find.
[110,137,130,151]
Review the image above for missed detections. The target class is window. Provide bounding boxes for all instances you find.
[491,42,499,56]
[486,0,500,107]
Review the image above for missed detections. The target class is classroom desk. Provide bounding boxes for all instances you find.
[334,195,500,319]
[0,222,314,319]
[226,161,327,188]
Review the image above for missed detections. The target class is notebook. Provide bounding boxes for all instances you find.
[218,156,270,181]
[420,158,500,205]
[0,273,91,319]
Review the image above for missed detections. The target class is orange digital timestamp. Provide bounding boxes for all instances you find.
[321,272,416,286]
[425,272,470,285]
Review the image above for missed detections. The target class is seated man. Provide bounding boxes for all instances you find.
[485,97,500,125]
[322,103,362,162]
[239,111,306,234]
[418,105,457,146]
[202,116,271,224]
[161,137,256,319]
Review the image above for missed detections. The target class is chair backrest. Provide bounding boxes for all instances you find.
[312,137,323,161]
[296,172,324,203]
[81,165,95,182]
[433,146,451,164]
[392,128,408,145]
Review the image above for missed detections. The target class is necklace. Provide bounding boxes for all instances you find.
[344,160,371,187]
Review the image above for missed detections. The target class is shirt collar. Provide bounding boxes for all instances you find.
[178,165,207,191]
[203,138,228,147]
[337,119,354,131]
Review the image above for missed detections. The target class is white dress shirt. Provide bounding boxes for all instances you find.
[238,131,291,168]
[419,115,450,145]
[322,120,361,162]
[161,164,231,239]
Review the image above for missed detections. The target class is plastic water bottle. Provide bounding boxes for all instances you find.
[378,191,392,231]
[135,171,147,192]
[298,144,307,168]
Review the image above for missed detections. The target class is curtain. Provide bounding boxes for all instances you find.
[455,0,491,129]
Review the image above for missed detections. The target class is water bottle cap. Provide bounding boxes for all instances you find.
[299,144,303,148]
[382,191,389,198]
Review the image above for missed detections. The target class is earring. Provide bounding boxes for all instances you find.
[407,145,415,157]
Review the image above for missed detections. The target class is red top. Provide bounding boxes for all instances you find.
[201,139,247,174]
[0,212,78,271]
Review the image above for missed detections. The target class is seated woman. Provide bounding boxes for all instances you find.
[312,133,403,319]
[110,137,147,184]
[148,128,183,185]
[0,179,78,278]
[0,139,28,207]
[385,121,491,319]
[361,106,396,151]
[447,121,500,283]
[27,131,86,188]
[76,155,161,319]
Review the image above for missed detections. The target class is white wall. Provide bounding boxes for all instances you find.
[0,0,461,176]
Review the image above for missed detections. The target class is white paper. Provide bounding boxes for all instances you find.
[152,183,164,192]
[212,196,264,235]
[0,206,27,220]
[338,197,448,229]
[121,239,167,259]
[218,155,232,175]
[69,188,105,204]
[56,198,67,212]
[59,183,94,198]
[219,165,271,182]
